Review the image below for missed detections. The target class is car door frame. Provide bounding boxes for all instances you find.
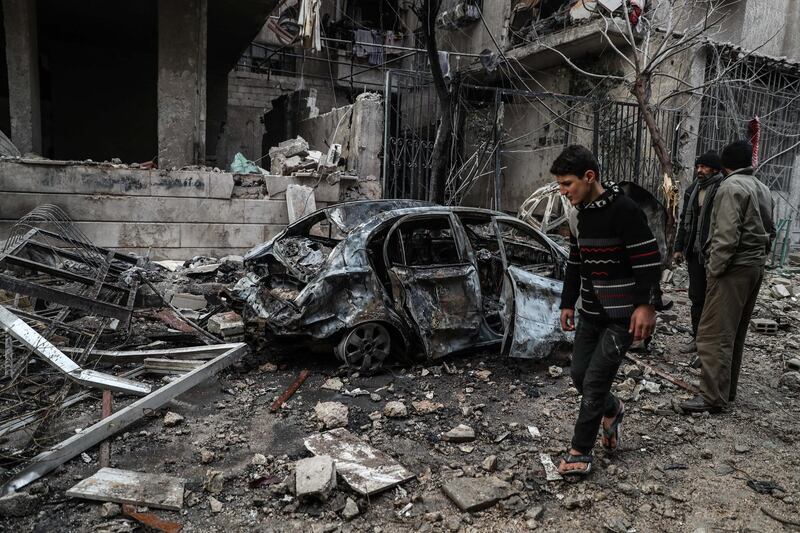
[491,216,571,359]
[382,212,484,359]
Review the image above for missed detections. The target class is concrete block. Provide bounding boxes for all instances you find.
[265,175,341,203]
[286,184,317,223]
[270,153,286,175]
[442,477,516,512]
[283,155,304,174]
[170,293,207,310]
[295,455,336,500]
[269,136,309,159]
[208,311,244,336]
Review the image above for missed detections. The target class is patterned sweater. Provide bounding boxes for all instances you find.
[560,184,662,322]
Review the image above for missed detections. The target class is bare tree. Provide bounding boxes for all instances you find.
[519,0,754,243]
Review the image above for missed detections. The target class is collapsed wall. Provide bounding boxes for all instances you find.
[0,94,386,260]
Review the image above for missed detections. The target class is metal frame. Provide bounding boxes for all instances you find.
[0,228,140,326]
[1,343,249,495]
[0,306,151,395]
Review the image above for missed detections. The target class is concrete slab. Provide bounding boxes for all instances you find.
[304,428,414,496]
[294,455,336,500]
[442,477,516,512]
[286,184,316,223]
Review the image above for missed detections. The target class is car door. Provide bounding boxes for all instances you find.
[494,218,572,359]
[383,213,483,359]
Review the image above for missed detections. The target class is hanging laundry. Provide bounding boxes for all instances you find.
[297,0,322,51]
[438,51,451,80]
[369,30,385,66]
[384,31,405,56]
[628,0,644,30]
[353,29,372,59]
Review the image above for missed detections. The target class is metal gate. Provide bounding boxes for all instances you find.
[383,74,681,208]
[382,70,438,200]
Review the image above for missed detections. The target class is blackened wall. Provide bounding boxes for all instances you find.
[37,0,157,162]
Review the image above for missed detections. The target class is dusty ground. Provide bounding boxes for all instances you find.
[3,268,800,533]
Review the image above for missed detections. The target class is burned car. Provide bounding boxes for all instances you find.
[232,200,571,371]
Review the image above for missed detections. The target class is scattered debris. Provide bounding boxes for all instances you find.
[341,497,360,520]
[206,311,244,341]
[269,369,311,412]
[1,343,247,494]
[540,454,564,482]
[412,400,444,414]
[295,455,337,500]
[208,496,224,513]
[66,468,185,511]
[314,401,349,429]
[0,305,151,395]
[101,502,122,518]
[0,491,39,517]
[482,455,498,472]
[163,412,184,427]
[624,353,699,394]
[747,479,784,495]
[383,401,408,418]
[304,428,414,496]
[442,477,517,512]
[170,293,207,311]
[441,424,476,443]
[122,504,182,533]
[752,318,779,335]
[203,470,224,494]
[320,377,344,391]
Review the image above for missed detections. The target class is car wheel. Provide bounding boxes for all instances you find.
[335,322,391,372]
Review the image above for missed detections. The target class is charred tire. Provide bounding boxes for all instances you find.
[335,322,392,372]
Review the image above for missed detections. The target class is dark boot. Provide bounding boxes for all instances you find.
[679,395,722,414]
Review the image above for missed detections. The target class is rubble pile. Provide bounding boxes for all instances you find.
[1,208,798,532]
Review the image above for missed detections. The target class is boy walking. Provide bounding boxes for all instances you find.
[552,145,661,476]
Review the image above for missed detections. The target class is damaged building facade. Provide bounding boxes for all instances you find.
[2,0,800,257]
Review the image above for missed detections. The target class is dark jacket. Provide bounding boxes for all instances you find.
[674,172,723,261]
[705,167,776,277]
[560,184,662,323]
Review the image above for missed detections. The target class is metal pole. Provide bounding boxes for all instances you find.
[383,70,392,196]
[99,390,112,467]
[493,89,503,211]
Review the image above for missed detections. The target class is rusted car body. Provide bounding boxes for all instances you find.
[233,200,571,370]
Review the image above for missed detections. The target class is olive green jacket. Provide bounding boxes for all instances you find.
[704,167,775,278]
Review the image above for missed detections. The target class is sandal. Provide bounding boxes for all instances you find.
[602,401,625,452]
[559,453,593,477]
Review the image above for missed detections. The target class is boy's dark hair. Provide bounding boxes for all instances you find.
[720,140,753,171]
[550,145,600,178]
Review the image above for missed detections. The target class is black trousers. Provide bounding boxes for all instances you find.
[687,254,707,337]
[570,316,633,455]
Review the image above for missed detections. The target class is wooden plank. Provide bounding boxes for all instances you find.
[304,428,414,496]
[66,468,185,511]
[0,343,248,495]
[144,358,205,374]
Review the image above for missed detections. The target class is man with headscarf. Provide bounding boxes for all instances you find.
[673,151,724,359]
